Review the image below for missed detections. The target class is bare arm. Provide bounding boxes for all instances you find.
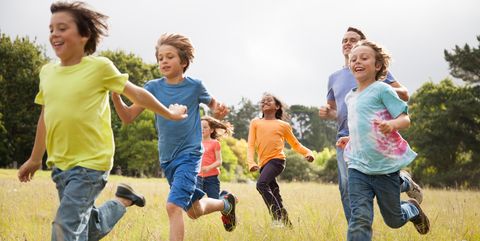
[18,107,46,182]
[112,81,187,123]
[318,100,337,120]
[389,81,409,102]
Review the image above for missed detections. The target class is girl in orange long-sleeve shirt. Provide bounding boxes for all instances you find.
[247,93,314,228]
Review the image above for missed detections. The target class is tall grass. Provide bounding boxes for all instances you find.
[1,169,479,240]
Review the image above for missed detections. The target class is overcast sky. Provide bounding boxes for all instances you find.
[1,0,479,106]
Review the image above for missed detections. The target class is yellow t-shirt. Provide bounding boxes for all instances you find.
[247,118,312,170]
[35,56,128,171]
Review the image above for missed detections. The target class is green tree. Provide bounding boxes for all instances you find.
[405,79,480,187]
[115,111,158,177]
[280,149,319,182]
[290,105,337,151]
[444,35,480,84]
[226,97,258,140]
[0,113,8,163]
[219,139,238,181]
[0,34,48,166]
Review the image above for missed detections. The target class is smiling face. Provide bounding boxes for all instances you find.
[342,31,362,57]
[349,45,381,84]
[49,11,88,65]
[156,44,187,79]
[260,95,279,114]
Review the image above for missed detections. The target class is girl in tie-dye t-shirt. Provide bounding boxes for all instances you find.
[336,40,430,240]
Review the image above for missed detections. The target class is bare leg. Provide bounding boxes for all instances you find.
[186,197,225,219]
[166,202,184,241]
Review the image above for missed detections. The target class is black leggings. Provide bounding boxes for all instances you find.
[256,159,288,221]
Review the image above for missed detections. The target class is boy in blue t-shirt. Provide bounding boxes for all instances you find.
[111,33,237,240]
[337,40,430,240]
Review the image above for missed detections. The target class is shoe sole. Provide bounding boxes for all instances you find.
[409,199,430,234]
[117,183,146,207]
[223,193,237,232]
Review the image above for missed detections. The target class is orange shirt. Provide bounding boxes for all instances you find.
[199,139,221,177]
[247,118,312,170]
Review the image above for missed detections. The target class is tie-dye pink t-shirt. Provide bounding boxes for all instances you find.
[344,82,416,175]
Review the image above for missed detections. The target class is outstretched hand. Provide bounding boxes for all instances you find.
[168,104,188,120]
[18,159,42,182]
[212,102,229,120]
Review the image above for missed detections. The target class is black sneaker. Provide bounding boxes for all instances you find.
[408,199,430,234]
[115,183,146,207]
[221,192,237,232]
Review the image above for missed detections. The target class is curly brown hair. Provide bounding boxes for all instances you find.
[201,116,233,140]
[155,33,195,72]
[351,40,391,81]
[50,1,108,55]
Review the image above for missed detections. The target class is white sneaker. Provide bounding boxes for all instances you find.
[271,220,285,229]
[400,170,423,204]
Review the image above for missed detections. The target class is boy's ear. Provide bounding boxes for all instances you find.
[375,61,382,71]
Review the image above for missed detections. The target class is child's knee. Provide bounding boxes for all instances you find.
[166,202,183,216]
[186,200,202,219]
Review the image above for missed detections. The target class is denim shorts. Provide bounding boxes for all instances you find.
[161,154,206,210]
[196,175,220,199]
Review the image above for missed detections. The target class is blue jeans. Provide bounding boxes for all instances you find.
[161,154,206,211]
[337,145,411,224]
[196,175,220,199]
[347,168,419,241]
[51,166,126,241]
[336,146,351,223]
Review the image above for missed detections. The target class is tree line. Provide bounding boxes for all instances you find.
[1,33,479,188]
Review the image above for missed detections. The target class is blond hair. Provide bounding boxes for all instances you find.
[155,33,194,72]
[352,40,391,80]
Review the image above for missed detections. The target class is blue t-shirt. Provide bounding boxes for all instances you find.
[326,67,395,138]
[144,76,212,163]
[343,81,417,175]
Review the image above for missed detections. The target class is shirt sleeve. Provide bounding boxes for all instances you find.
[326,75,335,101]
[283,123,312,157]
[34,65,47,105]
[380,84,408,118]
[382,71,396,85]
[101,59,129,94]
[197,80,212,105]
[246,120,258,170]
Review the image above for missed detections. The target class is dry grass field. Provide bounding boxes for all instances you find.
[1,169,479,241]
